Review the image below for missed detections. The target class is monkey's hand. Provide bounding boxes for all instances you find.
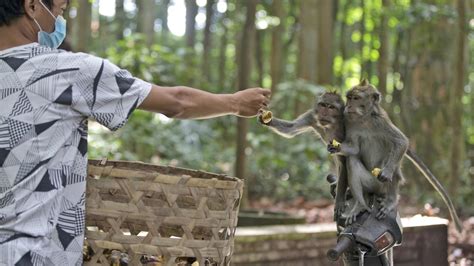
[377,168,394,182]
[257,110,273,125]
[334,200,345,221]
[327,139,341,154]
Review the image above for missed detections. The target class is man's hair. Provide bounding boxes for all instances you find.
[0,0,53,27]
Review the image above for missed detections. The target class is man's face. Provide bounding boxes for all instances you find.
[32,0,68,32]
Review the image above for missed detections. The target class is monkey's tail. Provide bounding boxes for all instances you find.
[405,149,463,233]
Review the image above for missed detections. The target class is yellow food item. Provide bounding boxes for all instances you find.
[331,139,341,148]
[371,168,382,177]
[261,110,273,124]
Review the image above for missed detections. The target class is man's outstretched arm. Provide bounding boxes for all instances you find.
[138,85,271,119]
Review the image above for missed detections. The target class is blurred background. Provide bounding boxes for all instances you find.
[66,0,472,225]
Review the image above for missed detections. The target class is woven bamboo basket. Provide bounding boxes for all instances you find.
[84,159,244,266]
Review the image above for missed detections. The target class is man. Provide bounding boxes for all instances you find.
[0,0,270,265]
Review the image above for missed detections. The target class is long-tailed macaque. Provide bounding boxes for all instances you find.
[259,92,345,142]
[328,80,408,223]
[328,80,463,232]
[258,92,349,219]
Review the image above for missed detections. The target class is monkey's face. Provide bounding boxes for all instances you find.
[344,87,381,119]
[315,94,344,127]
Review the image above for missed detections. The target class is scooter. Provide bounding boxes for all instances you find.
[326,175,403,266]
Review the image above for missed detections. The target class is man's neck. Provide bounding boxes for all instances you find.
[0,20,37,51]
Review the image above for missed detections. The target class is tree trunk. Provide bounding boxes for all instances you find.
[185,0,198,49]
[391,29,404,120]
[218,18,229,89]
[316,0,334,85]
[336,0,350,85]
[159,0,171,43]
[137,0,156,46]
[184,0,199,85]
[281,0,298,82]
[377,0,390,97]
[270,0,285,91]
[295,0,318,115]
[256,29,265,87]
[449,0,468,197]
[365,33,374,79]
[75,0,92,52]
[359,0,366,79]
[297,0,318,83]
[235,0,257,208]
[115,0,126,40]
[202,0,216,83]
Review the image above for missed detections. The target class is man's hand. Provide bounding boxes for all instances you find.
[233,88,271,117]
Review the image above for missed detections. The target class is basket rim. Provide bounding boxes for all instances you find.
[88,159,242,182]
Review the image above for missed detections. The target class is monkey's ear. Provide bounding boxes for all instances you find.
[372,91,381,103]
[360,78,369,86]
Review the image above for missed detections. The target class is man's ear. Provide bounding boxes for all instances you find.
[24,0,39,19]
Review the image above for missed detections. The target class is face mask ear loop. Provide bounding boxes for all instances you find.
[39,0,57,20]
[32,17,43,32]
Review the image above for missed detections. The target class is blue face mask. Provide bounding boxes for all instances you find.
[33,1,67,49]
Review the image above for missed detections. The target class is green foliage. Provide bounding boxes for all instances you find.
[105,34,198,86]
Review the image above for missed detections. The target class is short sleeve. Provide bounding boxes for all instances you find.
[67,53,152,131]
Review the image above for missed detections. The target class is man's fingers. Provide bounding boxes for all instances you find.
[258,88,272,97]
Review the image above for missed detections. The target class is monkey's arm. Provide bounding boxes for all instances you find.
[328,138,360,156]
[379,127,409,182]
[405,149,463,233]
[261,110,317,138]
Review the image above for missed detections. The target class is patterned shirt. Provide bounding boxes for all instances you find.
[0,43,152,265]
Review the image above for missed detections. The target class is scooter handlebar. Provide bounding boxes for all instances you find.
[327,235,353,261]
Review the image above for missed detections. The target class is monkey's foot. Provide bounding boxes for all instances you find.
[345,208,369,226]
[345,211,361,226]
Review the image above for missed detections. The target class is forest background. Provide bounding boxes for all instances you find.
[64,0,473,218]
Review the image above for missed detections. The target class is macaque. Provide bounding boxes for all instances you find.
[327,80,408,223]
[258,92,349,219]
[259,92,345,142]
[328,80,463,233]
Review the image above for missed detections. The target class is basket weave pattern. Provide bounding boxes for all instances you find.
[85,160,243,265]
